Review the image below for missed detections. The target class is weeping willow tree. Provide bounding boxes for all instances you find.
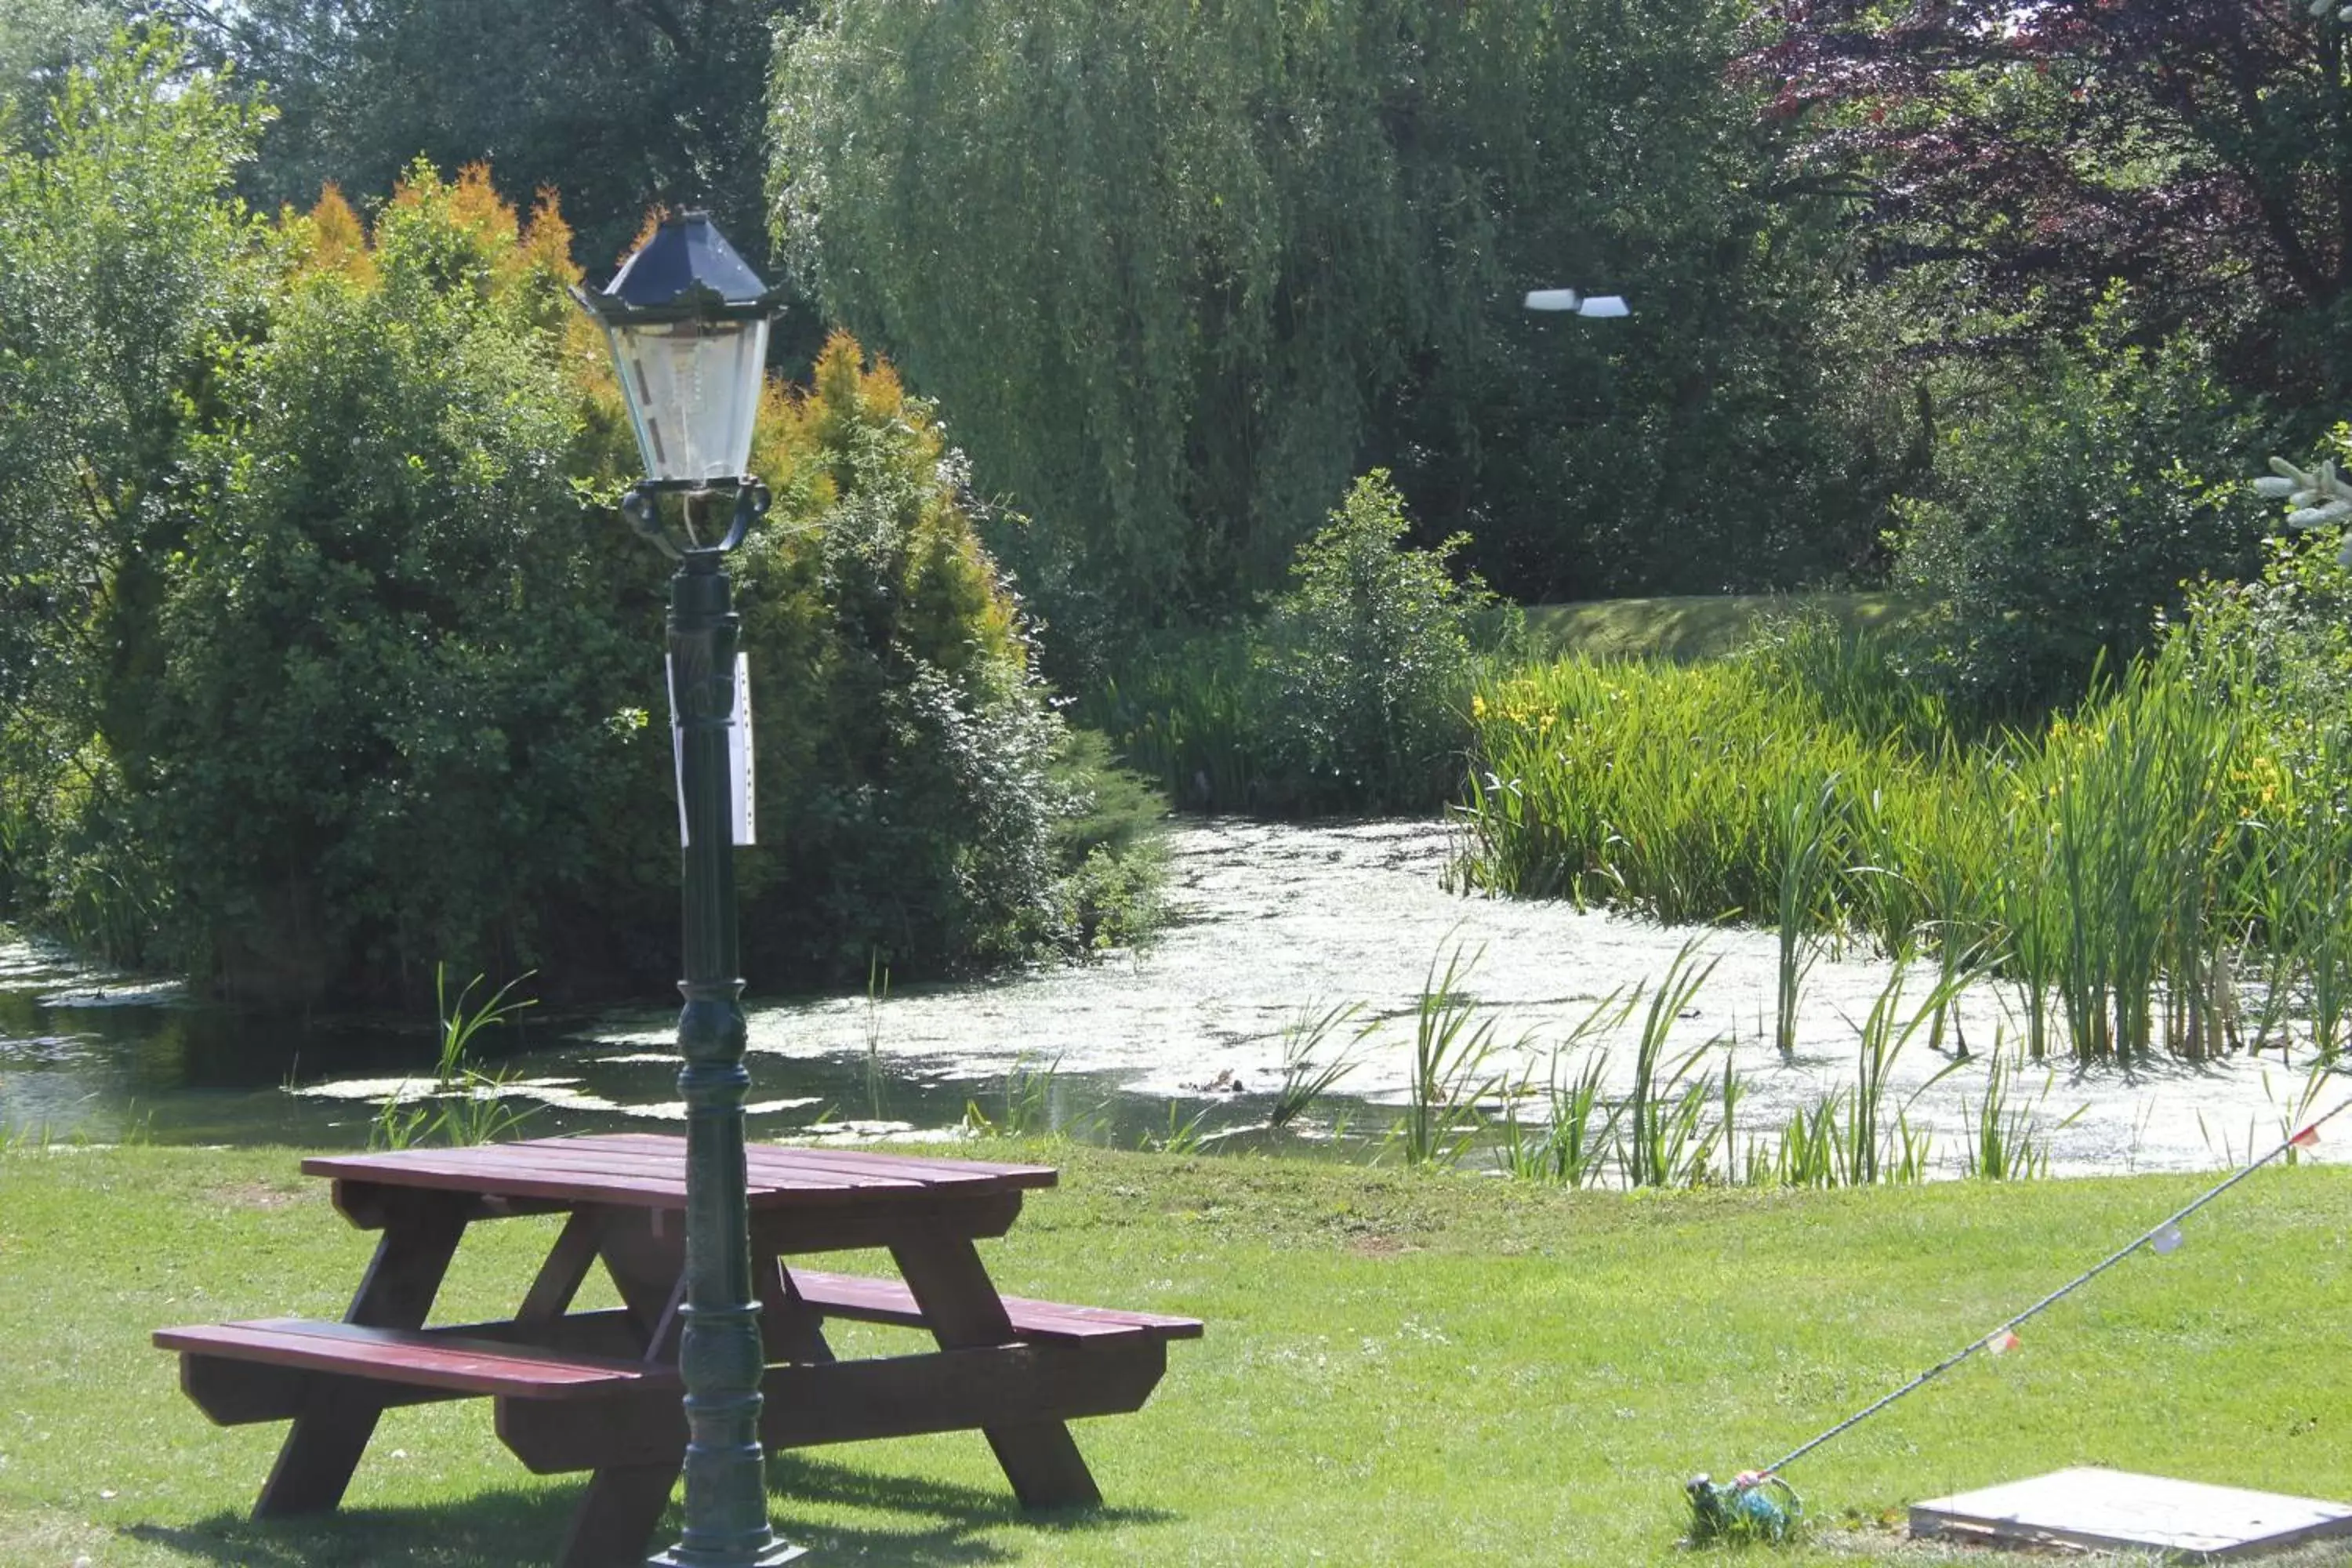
[771,0,1902,648]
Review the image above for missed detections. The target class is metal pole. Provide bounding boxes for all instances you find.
[652,535,801,1567]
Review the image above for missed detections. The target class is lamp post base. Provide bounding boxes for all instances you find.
[646,1543,808,1566]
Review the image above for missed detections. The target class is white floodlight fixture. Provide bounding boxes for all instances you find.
[1525,288,1630,318]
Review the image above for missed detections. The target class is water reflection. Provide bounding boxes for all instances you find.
[0,931,1330,1152]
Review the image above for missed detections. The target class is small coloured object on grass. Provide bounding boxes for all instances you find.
[1685,1471,1802,1544]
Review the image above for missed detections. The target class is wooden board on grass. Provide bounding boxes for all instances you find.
[1911,1467,2352,1558]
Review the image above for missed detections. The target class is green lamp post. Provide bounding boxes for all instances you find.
[575,211,803,1568]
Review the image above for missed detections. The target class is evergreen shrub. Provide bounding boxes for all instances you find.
[0,38,1161,1007]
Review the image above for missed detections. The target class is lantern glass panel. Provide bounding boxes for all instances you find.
[605,316,770,484]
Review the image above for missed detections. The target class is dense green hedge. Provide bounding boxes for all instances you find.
[0,38,1160,1010]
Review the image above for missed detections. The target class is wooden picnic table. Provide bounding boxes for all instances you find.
[153,1134,1200,1567]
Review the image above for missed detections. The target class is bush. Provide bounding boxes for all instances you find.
[0,38,1163,1007]
[1265,471,1501,813]
[139,169,673,1002]
[2177,438,2352,760]
[1074,472,1508,816]
[731,334,1167,979]
[1894,312,2274,716]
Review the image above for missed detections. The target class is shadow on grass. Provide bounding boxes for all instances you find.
[123,1454,1171,1566]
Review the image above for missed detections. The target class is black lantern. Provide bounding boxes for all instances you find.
[579,211,781,490]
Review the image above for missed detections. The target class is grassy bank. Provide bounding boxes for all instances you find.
[1523,593,1918,664]
[5,1143,2352,1564]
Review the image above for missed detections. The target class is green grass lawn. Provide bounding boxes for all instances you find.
[5,1143,2350,1566]
[1524,593,1921,664]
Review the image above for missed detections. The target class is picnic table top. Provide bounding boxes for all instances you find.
[301,1132,1060,1210]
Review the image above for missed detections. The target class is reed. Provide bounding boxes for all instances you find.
[964,1053,1064,1138]
[1269,1003,1368,1130]
[370,964,537,1150]
[1498,988,1636,1186]
[1145,1099,1216,1154]
[1826,960,1973,1185]
[1957,1045,2082,1181]
[1771,772,1840,1060]
[1396,946,1507,1168]
[1619,937,1722,1189]
[1458,619,2314,1067]
[1769,1097,1844,1188]
[1073,630,1283,812]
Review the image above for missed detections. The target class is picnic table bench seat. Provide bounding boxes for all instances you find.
[157,1271,1199,1402]
[156,1272,1203,1472]
[784,1267,1204,1344]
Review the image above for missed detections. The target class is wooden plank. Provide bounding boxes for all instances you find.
[563,1135,1040,1201]
[178,1355,456,1426]
[746,1145,1055,1191]
[556,1462,681,1568]
[1911,1468,2352,1558]
[785,1269,1202,1343]
[515,1208,608,1332]
[757,1257,836,1365]
[592,1206,687,1351]
[328,1181,564,1229]
[310,1139,865,1191]
[747,1191,1027,1256]
[308,1144,924,1209]
[156,1320,676,1400]
[498,1341,1169,1474]
[566,1133,1058,1189]
[314,1154,698,1210]
[308,1138,1056,1218]
[466,1142,913,1192]
[166,1310,646,1426]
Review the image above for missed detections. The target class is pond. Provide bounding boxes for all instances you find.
[2,819,2343,1178]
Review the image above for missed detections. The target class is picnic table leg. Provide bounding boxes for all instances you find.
[596,1207,689,1355]
[531,1207,695,1564]
[254,1191,469,1517]
[757,1258,836,1365]
[889,1229,1103,1510]
[557,1461,686,1568]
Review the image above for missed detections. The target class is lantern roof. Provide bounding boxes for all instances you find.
[586,210,782,323]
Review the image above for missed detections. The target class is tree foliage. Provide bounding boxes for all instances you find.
[771,0,1906,647]
[0,31,268,953]
[1894,310,2272,713]
[148,0,792,273]
[1,36,1159,1007]
[0,0,117,134]
[1738,0,2352,393]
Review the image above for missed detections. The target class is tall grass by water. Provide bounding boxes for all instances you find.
[1457,615,2341,1066]
[1418,945,2090,1190]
